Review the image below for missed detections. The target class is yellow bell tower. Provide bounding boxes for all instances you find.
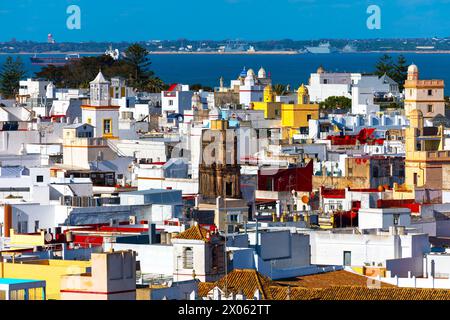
[297,84,310,105]
[264,84,274,103]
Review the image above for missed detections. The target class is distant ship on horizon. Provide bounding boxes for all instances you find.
[304,42,338,54]
[218,40,254,53]
[30,53,80,66]
[342,43,358,53]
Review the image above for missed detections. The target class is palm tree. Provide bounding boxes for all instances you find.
[272,84,288,96]
[145,77,166,93]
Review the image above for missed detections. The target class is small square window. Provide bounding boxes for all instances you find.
[103,119,112,134]
[428,90,433,96]
[36,175,44,183]
[427,105,433,113]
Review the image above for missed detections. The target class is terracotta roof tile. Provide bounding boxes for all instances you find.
[199,269,275,299]
[173,225,212,242]
[200,269,450,300]
[276,270,395,289]
[270,286,450,300]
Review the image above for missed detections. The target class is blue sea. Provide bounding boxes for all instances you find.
[2,53,450,94]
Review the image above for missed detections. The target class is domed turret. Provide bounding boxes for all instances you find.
[239,67,247,79]
[297,84,308,95]
[247,68,255,78]
[407,64,419,81]
[264,85,274,102]
[317,65,325,74]
[297,84,310,104]
[89,70,110,106]
[258,67,266,79]
[245,69,256,86]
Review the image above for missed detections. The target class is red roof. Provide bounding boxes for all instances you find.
[321,187,346,199]
[377,199,420,213]
[167,84,178,92]
[348,188,382,193]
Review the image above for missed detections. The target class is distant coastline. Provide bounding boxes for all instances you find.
[148,51,299,55]
[2,50,450,56]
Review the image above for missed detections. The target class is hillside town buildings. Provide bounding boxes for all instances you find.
[0,63,450,301]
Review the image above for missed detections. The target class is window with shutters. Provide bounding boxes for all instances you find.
[103,119,112,135]
[183,247,194,269]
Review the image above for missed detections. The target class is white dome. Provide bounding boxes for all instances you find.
[258,67,266,78]
[408,64,418,74]
[247,68,255,77]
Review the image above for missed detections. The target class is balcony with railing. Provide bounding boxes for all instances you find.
[63,137,108,147]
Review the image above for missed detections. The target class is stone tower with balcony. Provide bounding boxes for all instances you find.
[404,64,445,120]
[198,120,241,204]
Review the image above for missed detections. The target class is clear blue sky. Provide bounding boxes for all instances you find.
[0,0,449,42]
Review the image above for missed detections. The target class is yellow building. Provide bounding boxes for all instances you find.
[394,108,450,200]
[252,85,281,119]
[404,64,445,119]
[281,84,319,140]
[251,84,319,140]
[0,259,91,300]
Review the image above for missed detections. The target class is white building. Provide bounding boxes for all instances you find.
[171,225,226,282]
[0,105,33,122]
[161,84,193,116]
[0,166,50,204]
[62,123,116,170]
[18,79,51,104]
[136,163,199,196]
[358,208,411,230]
[1,203,70,235]
[351,86,380,115]
[307,66,400,103]
[81,71,119,139]
[239,69,264,106]
[119,189,183,223]
[308,229,430,268]
[230,228,313,280]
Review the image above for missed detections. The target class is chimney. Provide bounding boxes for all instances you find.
[3,204,12,237]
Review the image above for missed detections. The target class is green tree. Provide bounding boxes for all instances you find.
[374,54,395,78]
[0,56,26,98]
[189,84,214,92]
[34,64,64,87]
[36,44,165,91]
[123,43,154,90]
[393,55,408,91]
[146,77,166,93]
[319,96,351,111]
[190,84,203,91]
[374,54,408,91]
